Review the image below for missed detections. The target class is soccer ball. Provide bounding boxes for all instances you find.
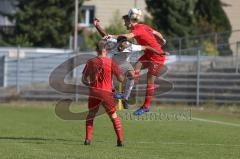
[128,8,142,20]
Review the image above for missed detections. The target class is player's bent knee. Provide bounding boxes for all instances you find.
[110,112,118,119]
[127,71,134,80]
[147,74,156,83]
[105,108,118,119]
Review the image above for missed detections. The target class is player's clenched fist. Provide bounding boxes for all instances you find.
[93,18,100,26]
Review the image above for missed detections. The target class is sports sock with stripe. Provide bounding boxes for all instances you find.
[143,83,155,108]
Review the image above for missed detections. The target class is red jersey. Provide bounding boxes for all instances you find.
[131,24,165,63]
[82,56,121,92]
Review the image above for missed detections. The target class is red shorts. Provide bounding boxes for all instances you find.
[137,55,165,76]
[88,89,116,115]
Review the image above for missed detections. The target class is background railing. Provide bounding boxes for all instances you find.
[165,30,240,56]
[0,30,240,105]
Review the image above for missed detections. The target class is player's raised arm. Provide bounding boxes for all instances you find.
[130,44,165,57]
[142,46,166,57]
[152,30,166,47]
[110,32,134,41]
[82,63,90,86]
[93,18,108,37]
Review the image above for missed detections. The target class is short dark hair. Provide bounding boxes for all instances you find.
[96,39,107,52]
[117,36,128,43]
[122,15,130,20]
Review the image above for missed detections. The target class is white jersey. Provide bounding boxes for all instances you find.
[106,37,142,73]
[107,38,142,62]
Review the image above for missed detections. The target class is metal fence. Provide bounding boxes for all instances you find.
[165,30,240,56]
[0,47,73,88]
[159,41,240,105]
[0,32,240,105]
[161,53,240,106]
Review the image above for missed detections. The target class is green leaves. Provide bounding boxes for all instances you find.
[145,0,232,55]
[146,0,197,37]
[1,0,83,48]
[145,0,231,37]
[194,0,231,33]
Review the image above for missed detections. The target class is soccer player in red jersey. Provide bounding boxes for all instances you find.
[82,39,124,146]
[111,9,167,115]
[93,18,165,109]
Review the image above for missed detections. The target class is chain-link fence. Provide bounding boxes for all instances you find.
[0,32,240,105]
[0,48,74,100]
[159,41,240,105]
[165,30,240,56]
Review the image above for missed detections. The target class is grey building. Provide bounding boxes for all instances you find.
[0,0,16,27]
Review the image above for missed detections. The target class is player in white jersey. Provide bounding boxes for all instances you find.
[93,18,164,109]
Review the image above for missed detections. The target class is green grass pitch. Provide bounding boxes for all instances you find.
[0,101,240,159]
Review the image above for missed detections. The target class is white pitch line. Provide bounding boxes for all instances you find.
[138,141,240,147]
[192,117,240,127]
[120,110,240,127]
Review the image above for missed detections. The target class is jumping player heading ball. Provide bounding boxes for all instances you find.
[111,8,167,115]
[93,18,165,109]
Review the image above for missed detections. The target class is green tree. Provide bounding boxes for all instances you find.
[0,0,83,47]
[145,0,197,37]
[194,0,232,55]
[194,0,231,34]
[145,0,198,50]
[145,0,232,55]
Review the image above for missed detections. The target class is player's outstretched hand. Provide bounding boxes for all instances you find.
[103,35,112,40]
[161,52,170,57]
[156,51,170,57]
[162,39,167,46]
[159,39,166,47]
[94,18,100,26]
[165,52,170,56]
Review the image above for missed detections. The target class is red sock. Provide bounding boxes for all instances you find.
[143,83,155,108]
[85,115,94,141]
[112,117,122,141]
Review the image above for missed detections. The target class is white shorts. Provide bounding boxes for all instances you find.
[118,61,134,74]
[112,53,134,74]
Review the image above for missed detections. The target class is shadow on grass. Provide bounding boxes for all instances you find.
[0,136,115,146]
[0,136,80,145]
